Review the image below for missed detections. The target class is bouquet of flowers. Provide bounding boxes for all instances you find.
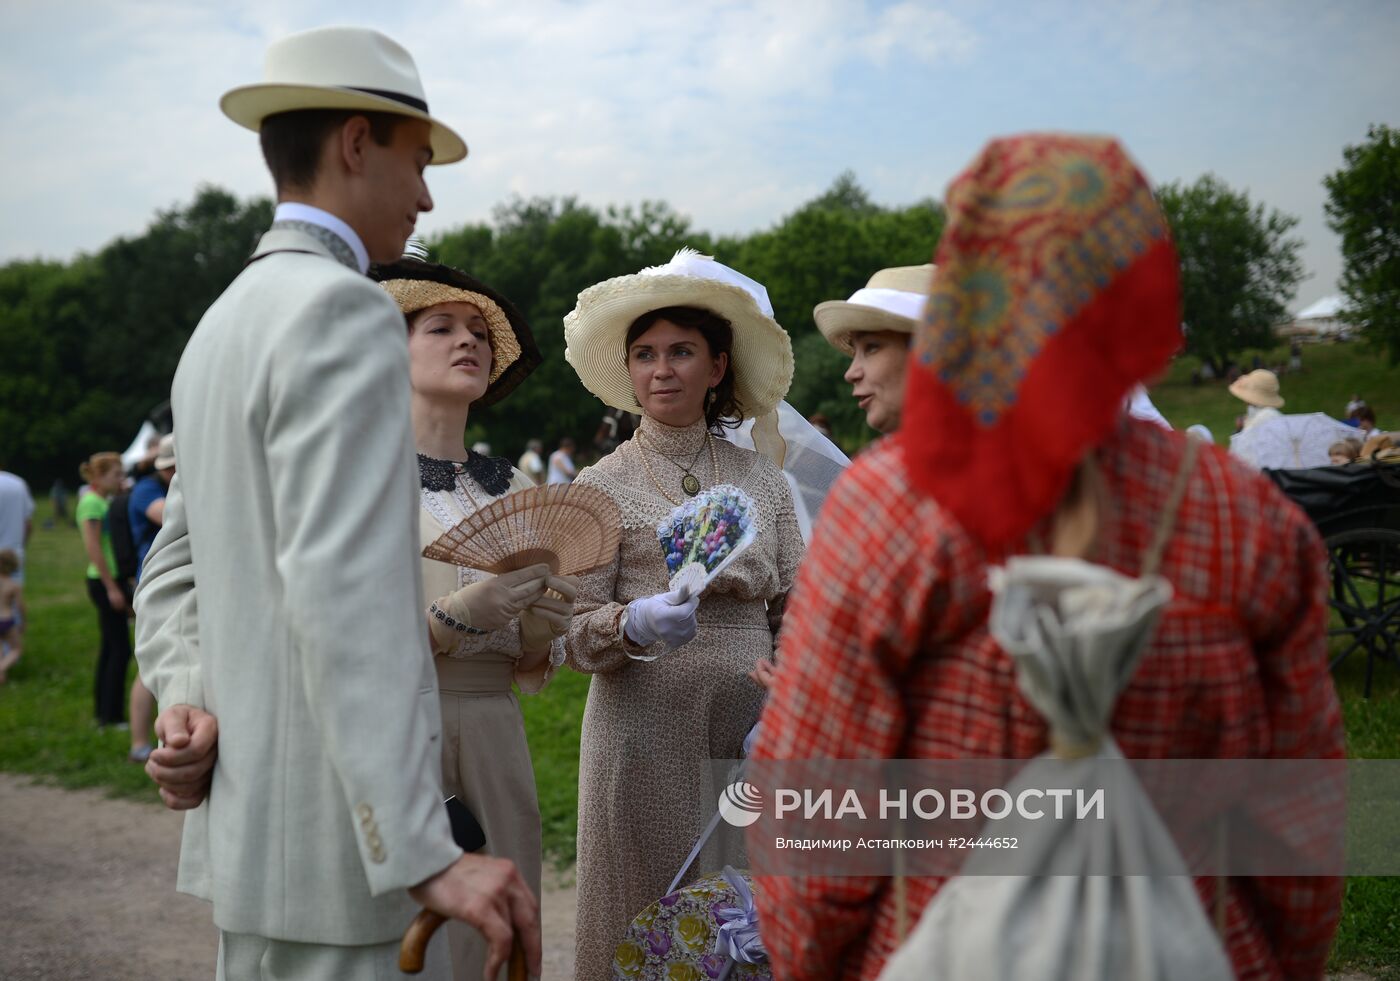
[656,485,758,599]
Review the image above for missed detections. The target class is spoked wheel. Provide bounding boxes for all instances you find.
[1326,528,1400,698]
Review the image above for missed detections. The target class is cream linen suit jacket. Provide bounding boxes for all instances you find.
[134,226,461,945]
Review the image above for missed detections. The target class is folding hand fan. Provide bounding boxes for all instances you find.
[422,483,621,576]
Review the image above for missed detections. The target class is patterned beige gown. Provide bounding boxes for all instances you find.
[419,461,564,980]
[564,416,805,980]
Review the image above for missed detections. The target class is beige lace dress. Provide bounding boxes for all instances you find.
[418,454,565,980]
[563,415,805,980]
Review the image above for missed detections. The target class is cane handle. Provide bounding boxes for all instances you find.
[398,908,527,979]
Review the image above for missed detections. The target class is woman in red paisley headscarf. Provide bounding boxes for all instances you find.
[747,134,1344,981]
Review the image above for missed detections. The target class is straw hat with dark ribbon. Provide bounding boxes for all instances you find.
[220,26,467,164]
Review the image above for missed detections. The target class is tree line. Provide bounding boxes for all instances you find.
[3,130,1396,487]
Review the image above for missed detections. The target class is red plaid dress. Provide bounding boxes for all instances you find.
[749,418,1344,981]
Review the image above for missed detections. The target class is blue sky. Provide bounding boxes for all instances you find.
[2,0,1397,310]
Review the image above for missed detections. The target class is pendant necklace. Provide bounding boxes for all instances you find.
[638,431,719,504]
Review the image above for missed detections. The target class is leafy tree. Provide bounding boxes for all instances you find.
[1156,175,1303,374]
[0,186,271,485]
[1324,124,1400,364]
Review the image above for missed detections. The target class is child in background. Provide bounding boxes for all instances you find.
[0,548,24,683]
[1328,439,1362,466]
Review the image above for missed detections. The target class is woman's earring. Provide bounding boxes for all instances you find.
[705,387,716,409]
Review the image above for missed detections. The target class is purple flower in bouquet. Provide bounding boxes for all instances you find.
[700,953,730,977]
[646,929,672,957]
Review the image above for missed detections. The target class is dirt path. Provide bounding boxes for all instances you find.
[0,773,577,979]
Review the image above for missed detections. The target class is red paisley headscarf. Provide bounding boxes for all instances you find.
[900,134,1182,546]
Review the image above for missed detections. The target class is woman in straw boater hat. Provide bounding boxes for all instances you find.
[813,263,934,434]
[372,255,571,980]
[1229,368,1285,432]
[748,135,1343,979]
[558,249,805,979]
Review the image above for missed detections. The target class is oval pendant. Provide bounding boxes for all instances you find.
[682,473,701,497]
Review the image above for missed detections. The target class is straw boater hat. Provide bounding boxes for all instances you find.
[813,264,936,354]
[1228,369,1284,409]
[220,26,467,164]
[373,257,542,408]
[563,249,794,420]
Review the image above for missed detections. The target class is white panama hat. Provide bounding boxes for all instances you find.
[563,249,794,419]
[221,26,467,164]
[813,263,935,354]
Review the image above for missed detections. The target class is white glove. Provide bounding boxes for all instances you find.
[519,575,580,652]
[439,564,550,633]
[624,587,700,651]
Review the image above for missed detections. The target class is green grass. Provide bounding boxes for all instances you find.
[0,502,155,797]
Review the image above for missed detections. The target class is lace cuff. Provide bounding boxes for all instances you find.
[515,635,566,694]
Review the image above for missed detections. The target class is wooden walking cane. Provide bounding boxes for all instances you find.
[397,795,528,979]
[398,908,527,979]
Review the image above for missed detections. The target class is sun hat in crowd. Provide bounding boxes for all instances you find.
[813,264,935,354]
[1228,369,1285,409]
[373,257,541,408]
[901,133,1183,547]
[153,434,176,470]
[563,249,794,420]
[220,26,468,164]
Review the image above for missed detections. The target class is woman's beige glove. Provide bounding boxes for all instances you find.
[437,564,551,633]
[519,575,580,652]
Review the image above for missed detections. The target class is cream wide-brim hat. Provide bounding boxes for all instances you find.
[1228,368,1285,408]
[563,249,794,419]
[221,26,467,164]
[813,263,935,355]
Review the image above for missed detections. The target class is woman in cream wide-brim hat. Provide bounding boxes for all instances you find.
[558,250,806,981]
[1229,368,1285,431]
[373,255,567,981]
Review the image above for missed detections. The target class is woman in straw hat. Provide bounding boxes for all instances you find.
[1229,368,1285,432]
[559,249,805,979]
[813,263,934,434]
[748,135,1343,979]
[373,255,574,980]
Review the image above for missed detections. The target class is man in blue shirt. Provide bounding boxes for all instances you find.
[126,434,174,762]
[129,435,175,575]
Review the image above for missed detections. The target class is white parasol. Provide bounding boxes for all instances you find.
[1229,412,1358,469]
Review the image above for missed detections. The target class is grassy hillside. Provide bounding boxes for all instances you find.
[1147,340,1399,443]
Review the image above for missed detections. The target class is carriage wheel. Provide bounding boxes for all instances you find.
[1326,528,1400,698]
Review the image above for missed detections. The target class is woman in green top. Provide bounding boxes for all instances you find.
[76,451,131,727]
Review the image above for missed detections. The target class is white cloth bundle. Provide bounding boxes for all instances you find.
[878,556,1232,981]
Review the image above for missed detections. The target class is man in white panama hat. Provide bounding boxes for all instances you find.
[133,26,539,980]
[813,264,934,434]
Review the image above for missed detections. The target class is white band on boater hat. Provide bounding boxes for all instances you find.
[813,263,935,354]
[564,249,794,419]
[220,26,467,164]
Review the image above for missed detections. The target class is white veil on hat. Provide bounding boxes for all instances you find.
[729,401,850,542]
